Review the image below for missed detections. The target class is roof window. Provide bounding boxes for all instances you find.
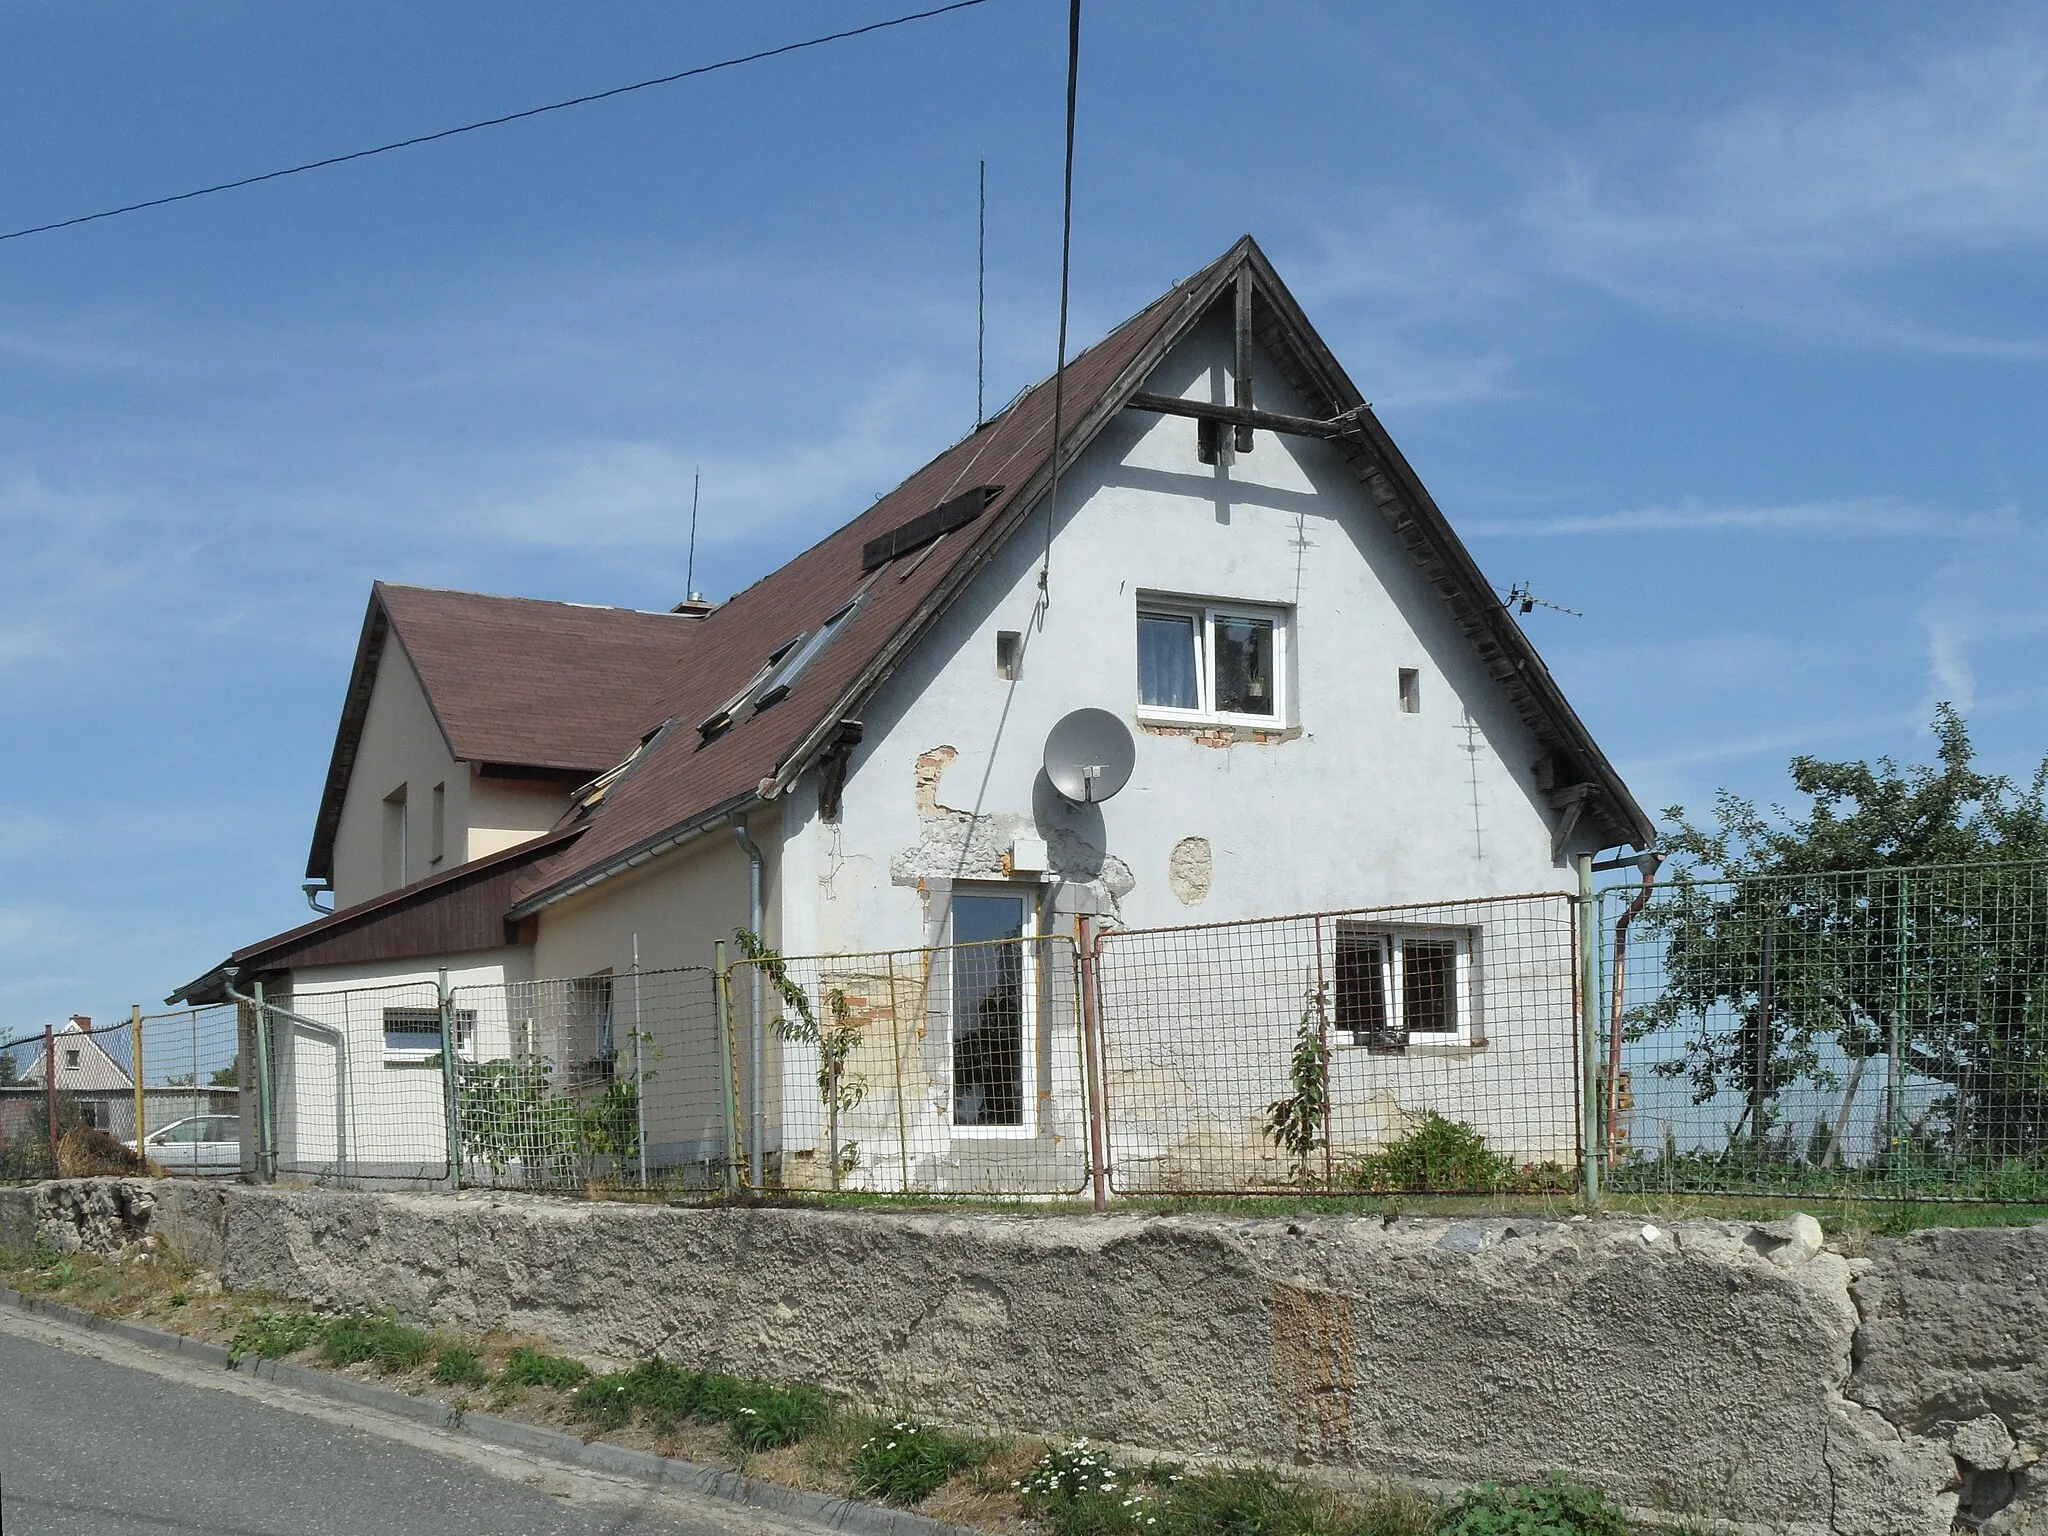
[697,593,869,741]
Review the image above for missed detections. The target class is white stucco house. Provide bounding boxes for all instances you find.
[175,237,1650,1192]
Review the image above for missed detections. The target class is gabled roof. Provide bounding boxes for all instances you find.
[505,236,1651,916]
[21,1020,133,1092]
[174,829,582,1004]
[306,585,695,883]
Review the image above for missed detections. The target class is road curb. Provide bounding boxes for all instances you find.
[0,1286,979,1536]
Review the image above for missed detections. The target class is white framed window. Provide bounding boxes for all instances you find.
[1333,924,1479,1048]
[381,1007,477,1062]
[947,889,1038,1136]
[1136,597,1289,725]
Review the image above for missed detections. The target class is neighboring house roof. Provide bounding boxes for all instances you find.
[21,1020,134,1091]
[173,829,582,1005]
[504,235,1652,916]
[305,585,697,883]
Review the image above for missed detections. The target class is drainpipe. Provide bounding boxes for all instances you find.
[1606,851,1664,1170]
[732,815,766,1191]
[221,971,350,1184]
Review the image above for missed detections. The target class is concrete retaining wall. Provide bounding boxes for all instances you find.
[10,1180,2045,1535]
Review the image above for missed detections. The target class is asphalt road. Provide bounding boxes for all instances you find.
[0,1318,813,1536]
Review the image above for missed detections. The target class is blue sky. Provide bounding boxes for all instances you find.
[5,2,2047,1036]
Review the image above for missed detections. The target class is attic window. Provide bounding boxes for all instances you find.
[64,1048,80,1069]
[861,486,1000,572]
[753,594,865,713]
[1399,668,1420,713]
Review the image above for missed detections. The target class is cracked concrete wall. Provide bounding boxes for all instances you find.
[30,1181,2044,1535]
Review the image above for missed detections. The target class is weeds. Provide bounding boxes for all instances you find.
[850,1418,989,1505]
[566,1356,834,1451]
[432,1343,489,1387]
[228,1309,323,1364]
[323,1314,435,1373]
[499,1346,592,1392]
[1342,1114,1514,1194]
[1435,1473,1630,1536]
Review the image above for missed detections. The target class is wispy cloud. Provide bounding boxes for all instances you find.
[1464,496,2034,540]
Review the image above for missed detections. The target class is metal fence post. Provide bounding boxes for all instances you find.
[1889,871,1907,1164]
[631,935,647,1191]
[714,941,741,1197]
[130,1005,146,1156]
[251,989,275,1180]
[437,969,461,1191]
[1077,915,1110,1213]
[43,1023,58,1175]
[1576,854,1601,1207]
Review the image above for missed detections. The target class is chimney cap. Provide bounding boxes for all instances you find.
[671,594,717,618]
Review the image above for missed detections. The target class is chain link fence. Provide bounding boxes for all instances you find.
[1602,861,2048,1202]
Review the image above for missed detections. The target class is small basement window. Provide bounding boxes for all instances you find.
[1399,668,1420,713]
[1136,597,1288,725]
[996,630,1021,680]
[382,1007,477,1059]
[1334,924,1478,1049]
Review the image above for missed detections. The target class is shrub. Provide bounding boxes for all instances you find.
[500,1347,592,1391]
[1343,1113,1511,1193]
[1435,1474,1631,1536]
[323,1314,434,1373]
[229,1309,322,1364]
[851,1419,988,1505]
[432,1344,489,1386]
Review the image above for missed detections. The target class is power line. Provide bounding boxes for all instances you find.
[0,0,1001,244]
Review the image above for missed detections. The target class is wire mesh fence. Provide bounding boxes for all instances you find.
[1602,861,2048,1202]
[1094,895,1582,1195]
[0,1009,242,1180]
[731,937,1089,1195]
[450,966,722,1195]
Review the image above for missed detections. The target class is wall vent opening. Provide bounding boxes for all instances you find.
[996,630,1022,680]
[1398,668,1421,714]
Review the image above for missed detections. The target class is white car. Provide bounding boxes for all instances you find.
[129,1115,243,1176]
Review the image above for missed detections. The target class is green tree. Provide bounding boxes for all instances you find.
[1640,705,2048,1163]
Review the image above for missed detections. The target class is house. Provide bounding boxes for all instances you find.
[173,236,1650,1192]
[4,1016,238,1147]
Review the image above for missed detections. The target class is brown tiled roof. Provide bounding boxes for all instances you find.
[305,586,695,882]
[505,235,1651,916]
[503,253,1229,912]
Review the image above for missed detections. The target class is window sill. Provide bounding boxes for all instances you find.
[948,1123,1037,1139]
[1332,1037,1487,1054]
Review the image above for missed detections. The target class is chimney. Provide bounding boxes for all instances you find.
[69,1014,91,1031]
[671,592,717,619]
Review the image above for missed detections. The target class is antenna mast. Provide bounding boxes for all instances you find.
[977,158,986,428]
[685,468,701,598]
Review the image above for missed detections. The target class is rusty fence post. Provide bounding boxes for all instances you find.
[130,1005,146,1159]
[1077,915,1111,1212]
[43,1023,58,1175]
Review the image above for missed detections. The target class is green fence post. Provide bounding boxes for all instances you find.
[714,942,741,1197]
[438,969,462,1191]
[1578,853,1602,1208]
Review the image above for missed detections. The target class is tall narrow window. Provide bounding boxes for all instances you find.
[430,782,447,866]
[950,892,1032,1130]
[995,630,1022,680]
[382,786,408,889]
[1398,668,1421,714]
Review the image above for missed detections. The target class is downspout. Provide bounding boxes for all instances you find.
[732,814,766,1191]
[1606,852,1664,1170]
[221,971,350,1184]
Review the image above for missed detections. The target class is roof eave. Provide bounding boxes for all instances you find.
[504,790,762,920]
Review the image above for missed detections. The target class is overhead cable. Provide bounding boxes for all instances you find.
[0,0,1000,244]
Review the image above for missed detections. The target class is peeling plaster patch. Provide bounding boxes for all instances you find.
[890,744,1135,921]
[1142,722,1302,748]
[1169,837,1213,906]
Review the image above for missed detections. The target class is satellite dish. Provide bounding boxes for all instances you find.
[1044,708,1136,804]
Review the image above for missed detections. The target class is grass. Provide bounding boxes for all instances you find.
[499,1346,592,1392]
[850,1418,991,1505]
[567,1355,835,1450]
[322,1314,435,1373]
[432,1343,489,1386]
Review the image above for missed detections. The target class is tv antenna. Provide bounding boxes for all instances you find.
[1503,582,1582,618]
